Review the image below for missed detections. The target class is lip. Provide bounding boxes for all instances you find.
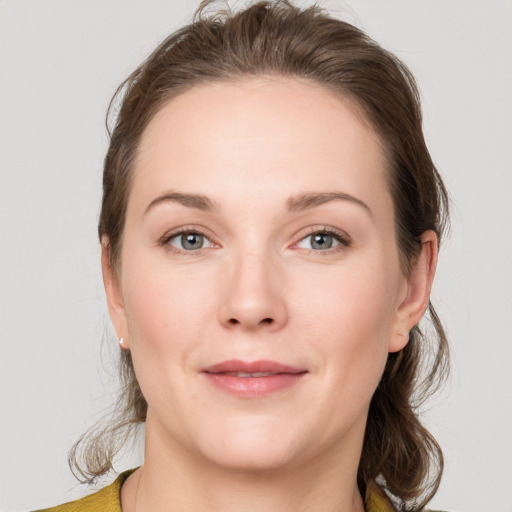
[201,359,308,398]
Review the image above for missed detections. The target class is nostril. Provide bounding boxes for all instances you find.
[227,317,273,325]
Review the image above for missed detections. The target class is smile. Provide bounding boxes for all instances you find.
[220,371,277,377]
[201,360,308,398]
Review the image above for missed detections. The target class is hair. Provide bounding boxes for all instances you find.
[69,1,450,510]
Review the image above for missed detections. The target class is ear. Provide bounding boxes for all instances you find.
[101,238,130,349]
[389,230,438,353]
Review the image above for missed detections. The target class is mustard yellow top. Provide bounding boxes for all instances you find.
[34,469,413,512]
[34,469,136,512]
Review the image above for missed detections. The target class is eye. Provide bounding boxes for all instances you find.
[296,229,349,251]
[166,231,213,251]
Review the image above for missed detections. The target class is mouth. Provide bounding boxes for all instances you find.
[214,371,283,377]
[201,359,308,398]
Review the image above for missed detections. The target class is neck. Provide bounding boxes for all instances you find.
[125,413,366,512]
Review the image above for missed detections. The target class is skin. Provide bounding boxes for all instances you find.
[102,76,437,512]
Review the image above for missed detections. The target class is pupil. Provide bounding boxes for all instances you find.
[182,233,203,250]
[312,234,332,250]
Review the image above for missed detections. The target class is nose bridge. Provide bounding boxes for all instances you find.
[218,240,287,331]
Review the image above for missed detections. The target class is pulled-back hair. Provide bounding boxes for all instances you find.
[70,2,450,510]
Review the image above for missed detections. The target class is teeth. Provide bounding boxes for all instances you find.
[222,371,274,377]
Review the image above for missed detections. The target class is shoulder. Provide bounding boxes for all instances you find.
[32,469,136,512]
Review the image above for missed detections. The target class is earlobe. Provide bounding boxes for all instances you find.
[101,238,130,348]
[389,230,438,353]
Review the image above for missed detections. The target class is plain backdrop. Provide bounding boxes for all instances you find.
[1,1,511,511]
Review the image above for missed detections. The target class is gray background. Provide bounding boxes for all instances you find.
[1,1,511,511]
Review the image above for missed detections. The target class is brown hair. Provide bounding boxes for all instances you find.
[70,1,450,510]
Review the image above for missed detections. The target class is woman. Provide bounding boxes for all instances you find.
[37,1,450,511]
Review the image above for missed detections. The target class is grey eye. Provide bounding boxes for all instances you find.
[170,232,208,250]
[297,232,341,251]
[311,233,334,250]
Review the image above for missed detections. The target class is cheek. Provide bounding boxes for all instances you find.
[119,256,222,428]
[294,258,399,388]
[123,255,212,340]
[120,254,218,397]
[296,258,398,341]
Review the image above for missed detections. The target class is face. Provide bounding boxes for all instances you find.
[104,77,434,473]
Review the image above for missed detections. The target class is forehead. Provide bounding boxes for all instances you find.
[132,76,391,215]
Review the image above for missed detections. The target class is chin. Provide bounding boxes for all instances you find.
[193,415,304,472]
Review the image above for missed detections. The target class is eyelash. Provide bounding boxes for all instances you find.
[297,227,351,254]
[161,226,351,255]
[161,226,214,255]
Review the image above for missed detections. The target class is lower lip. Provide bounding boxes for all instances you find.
[203,373,306,398]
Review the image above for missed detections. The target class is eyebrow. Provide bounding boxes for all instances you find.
[144,190,371,216]
[287,191,372,216]
[145,191,218,214]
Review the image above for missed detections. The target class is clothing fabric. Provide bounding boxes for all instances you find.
[33,468,441,512]
[33,469,135,512]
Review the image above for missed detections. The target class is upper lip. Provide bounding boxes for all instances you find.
[202,359,306,375]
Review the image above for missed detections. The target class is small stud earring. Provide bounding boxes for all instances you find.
[119,337,125,346]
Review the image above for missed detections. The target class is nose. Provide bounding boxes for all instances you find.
[218,249,288,332]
